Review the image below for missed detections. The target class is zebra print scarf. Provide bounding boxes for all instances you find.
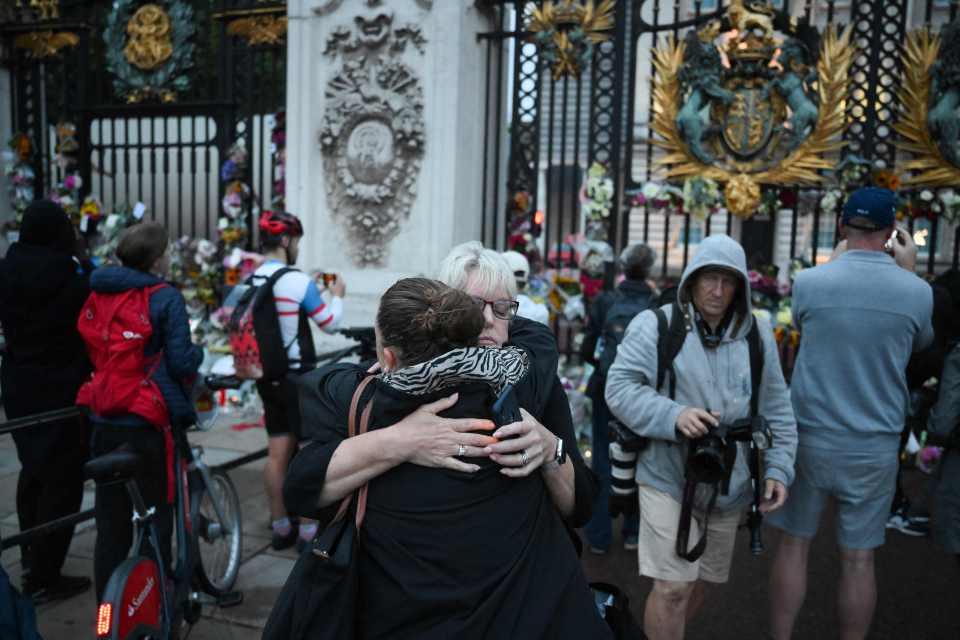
[379,346,529,397]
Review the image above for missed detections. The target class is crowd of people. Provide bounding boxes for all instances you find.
[0,185,956,639]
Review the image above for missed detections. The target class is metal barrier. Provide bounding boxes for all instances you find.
[0,407,268,553]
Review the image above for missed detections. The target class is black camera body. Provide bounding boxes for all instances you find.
[688,416,772,485]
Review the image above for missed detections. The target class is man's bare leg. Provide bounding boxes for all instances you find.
[265,434,297,520]
[686,581,708,621]
[838,548,876,640]
[644,579,696,640]
[769,532,812,640]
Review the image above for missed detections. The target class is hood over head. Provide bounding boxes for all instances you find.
[677,234,753,337]
[19,200,75,254]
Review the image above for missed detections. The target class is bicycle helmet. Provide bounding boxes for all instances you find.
[259,210,304,238]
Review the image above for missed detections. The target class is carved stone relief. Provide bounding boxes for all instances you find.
[320,12,426,266]
[312,0,432,17]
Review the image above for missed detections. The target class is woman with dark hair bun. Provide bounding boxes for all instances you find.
[281,277,610,639]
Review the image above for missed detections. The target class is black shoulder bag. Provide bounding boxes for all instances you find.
[262,375,376,640]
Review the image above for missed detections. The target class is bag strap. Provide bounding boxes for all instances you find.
[675,476,718,562]
[330,375,377,527]
[655,303,688,399]
[747,317,764,418]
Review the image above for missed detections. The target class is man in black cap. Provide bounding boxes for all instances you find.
[0,200,93,603]
[767,187,933,640]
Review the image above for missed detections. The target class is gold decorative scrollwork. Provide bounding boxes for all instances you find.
[124,4,174,71]
[15,0,60,21]
[894,29,960,187]
[528,0,616,80]
[651,25,855,215]
[227,15,288,46]
[13,30,79,58]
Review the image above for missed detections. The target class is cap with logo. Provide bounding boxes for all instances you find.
[841,187,896,231]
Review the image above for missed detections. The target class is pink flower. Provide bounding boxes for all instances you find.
[777,281,792,297]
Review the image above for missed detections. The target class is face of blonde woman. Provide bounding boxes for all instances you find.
[463,272,510,348]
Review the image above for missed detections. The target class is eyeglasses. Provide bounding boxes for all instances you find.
[470,296,519,320]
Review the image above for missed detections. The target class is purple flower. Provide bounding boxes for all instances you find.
[220,160,237,182]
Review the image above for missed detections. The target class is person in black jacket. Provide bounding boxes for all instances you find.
[437,241,598,530]
[282,278,610,638]
[84,222,203,600]
[580,243,656,554]
[0,200,93,603]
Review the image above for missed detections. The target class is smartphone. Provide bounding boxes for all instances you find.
[491,384,522,428]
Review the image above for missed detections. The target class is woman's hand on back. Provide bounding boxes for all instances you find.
[392,393,497,473]
[485,408,555,477]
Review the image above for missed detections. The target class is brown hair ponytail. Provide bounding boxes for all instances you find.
[377,277,484,367]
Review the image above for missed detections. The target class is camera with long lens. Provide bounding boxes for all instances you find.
[607,419,647,517]
[688,416,772,484]
[677,416,773,561]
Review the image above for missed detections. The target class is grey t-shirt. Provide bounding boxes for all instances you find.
[790,250,933,453]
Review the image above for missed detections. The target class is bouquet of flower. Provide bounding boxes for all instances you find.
[4,133,36,231]
[681,176,723,221]
[271,110,286,210]
[896,190,939,222]
[219,141,255,255]
[580,162,614,240]
[630,181,683,214]
[92,205,140,263]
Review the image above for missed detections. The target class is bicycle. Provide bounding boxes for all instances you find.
[86,374,245,640]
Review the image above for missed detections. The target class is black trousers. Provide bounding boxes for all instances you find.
[15,449,86,588]
[91,424,173,601]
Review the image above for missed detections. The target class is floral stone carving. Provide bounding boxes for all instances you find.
[320,12,426,266]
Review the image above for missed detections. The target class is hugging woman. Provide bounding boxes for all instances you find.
[282,277,609,639]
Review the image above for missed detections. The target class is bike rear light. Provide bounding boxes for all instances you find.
[96,602,112,636]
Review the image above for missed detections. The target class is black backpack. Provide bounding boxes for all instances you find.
[597,291,652,376]
[228,267,317,381]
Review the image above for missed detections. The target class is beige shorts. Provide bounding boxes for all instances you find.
[637,484,743,584]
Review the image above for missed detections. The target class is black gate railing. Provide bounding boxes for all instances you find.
[479,0,960,279]
[2,0,287,243]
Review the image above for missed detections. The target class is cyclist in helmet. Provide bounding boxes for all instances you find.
[254,210,346,550]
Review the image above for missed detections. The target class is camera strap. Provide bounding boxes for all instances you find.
[676,476,719,562]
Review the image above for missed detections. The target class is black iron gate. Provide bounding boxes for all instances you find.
[2,0,286,242]
[480,0,960,278]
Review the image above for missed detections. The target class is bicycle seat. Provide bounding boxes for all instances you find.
[84,450,142,483]
[205,374,243,391]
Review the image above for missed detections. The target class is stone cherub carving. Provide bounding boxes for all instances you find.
[766,38,819,152]
[676,22,734,164]
[928,19,960,165]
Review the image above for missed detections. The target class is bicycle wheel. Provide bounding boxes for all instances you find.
[191,468,242,595]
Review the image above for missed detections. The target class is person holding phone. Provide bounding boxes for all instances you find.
[768,187,934,640]
[282,278,609,638]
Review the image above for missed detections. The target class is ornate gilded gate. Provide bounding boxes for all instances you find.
[480,0,960,278]
[2,0,286,242]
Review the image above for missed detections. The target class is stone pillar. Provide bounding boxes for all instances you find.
[286,0,493,326]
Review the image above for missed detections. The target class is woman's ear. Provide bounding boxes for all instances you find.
[381,346,400,373]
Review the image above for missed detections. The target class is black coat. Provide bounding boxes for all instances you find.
[284,321,608,639]
[0,242,92,468]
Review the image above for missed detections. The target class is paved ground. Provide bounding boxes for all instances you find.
[2,413,957,639]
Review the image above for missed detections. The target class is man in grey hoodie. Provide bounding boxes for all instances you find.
[606,234,797,640]
[768,187,933,640]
